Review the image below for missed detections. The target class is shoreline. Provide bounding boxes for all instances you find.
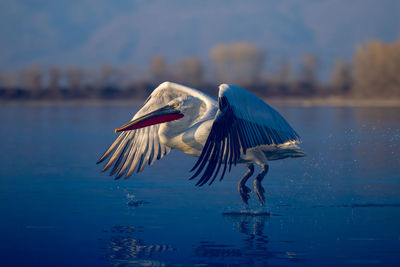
[266,97,400,107]
[1,97,400,107]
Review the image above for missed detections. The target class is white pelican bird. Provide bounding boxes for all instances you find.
[97,82,304,204]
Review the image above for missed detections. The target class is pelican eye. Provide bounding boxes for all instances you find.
[172,102,179,108]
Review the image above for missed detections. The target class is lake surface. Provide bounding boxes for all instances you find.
[1,104,400,266]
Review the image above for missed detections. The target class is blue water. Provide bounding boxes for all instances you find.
[1,104,400,266]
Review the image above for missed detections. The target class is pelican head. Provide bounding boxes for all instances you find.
[115,95,202,133]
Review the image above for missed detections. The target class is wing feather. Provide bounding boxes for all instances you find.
[101,132,130,172]
[126,129,146,178]
[110,136,133,176]
[137,128,151,173]
[190,84,301,186]
[97,132,126,164]
[145,127,155,166]
[97,81,214,179]
[115,138,136,179]
[149,127,159,166]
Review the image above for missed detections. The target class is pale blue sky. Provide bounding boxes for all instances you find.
[0,0,399,76]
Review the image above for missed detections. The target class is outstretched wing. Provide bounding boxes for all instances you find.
[97,82,216,179]
[190,84,301,186]
[97,126,171,179]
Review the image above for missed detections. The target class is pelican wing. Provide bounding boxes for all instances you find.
[97,82,216,179]
[190,84,301,186]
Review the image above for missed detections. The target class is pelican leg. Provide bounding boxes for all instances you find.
[253,164,269,205]
[238,164,254,204]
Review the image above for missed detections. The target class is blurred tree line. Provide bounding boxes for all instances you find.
[1,39,399,101]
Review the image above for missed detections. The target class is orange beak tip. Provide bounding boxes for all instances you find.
[114,129,119,133]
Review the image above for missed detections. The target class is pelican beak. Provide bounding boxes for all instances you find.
[115,105,184,133]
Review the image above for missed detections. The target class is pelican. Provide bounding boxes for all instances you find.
[97,82,304,204]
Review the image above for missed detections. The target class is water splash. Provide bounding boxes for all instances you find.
[126,193,149,207]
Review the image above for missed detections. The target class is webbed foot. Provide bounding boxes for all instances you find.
[238,184,251,205]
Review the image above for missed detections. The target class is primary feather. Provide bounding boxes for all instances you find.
[97,82,215,179]
[190,84,301,185]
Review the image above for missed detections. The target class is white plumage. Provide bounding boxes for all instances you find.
[98,82,304,204]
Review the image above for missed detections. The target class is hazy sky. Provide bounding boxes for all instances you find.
[0,0,399,75]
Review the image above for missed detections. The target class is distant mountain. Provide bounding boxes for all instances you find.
[1,0,399,78]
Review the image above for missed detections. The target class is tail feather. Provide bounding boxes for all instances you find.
[266,142,305,160]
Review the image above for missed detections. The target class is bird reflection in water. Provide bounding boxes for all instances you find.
[195,213,305,265]
[101,215,304,266]
[101,225,174,266]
